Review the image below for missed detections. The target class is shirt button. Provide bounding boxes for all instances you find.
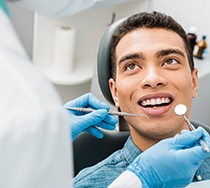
[197,175,202,181]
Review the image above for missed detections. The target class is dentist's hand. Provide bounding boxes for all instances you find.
[127,127,210,188]
[64,93,118,141]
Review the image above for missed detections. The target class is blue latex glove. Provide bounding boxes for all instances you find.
[127,127,210,188]
[64,93,118,140]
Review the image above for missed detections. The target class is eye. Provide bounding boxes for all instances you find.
[125,62,139,71]
[164,58,179,66]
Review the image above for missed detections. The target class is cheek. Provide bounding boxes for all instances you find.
[117,76,135,91]
[116,77,138,105]
[174,73,196,99]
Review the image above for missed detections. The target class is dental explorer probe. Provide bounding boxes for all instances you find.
[174,104,209,153]
[65,107,149,119]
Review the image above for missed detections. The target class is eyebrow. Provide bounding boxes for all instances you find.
[118,53,145,64]
[155,49,185,58]
[117,48,186,65]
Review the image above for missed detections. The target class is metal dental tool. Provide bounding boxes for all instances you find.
[174,104,209,153]
[65,107,149,119]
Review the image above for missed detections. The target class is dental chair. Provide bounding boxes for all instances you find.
[73,17,210,176]
[97,17,129,131]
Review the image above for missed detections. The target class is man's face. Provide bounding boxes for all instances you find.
[109,28,198,148]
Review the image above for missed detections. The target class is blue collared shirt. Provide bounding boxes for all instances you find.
[74,136,210,188]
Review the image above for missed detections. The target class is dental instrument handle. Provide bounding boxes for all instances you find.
[65,107,149,118]
[108,110,147,117]
[183,116,209,153]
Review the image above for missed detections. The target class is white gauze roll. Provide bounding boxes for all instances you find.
[52,25,76,75]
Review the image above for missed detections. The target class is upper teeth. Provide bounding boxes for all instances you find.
[141,97,171,106]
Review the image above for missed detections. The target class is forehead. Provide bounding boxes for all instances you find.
[116,28,186,60]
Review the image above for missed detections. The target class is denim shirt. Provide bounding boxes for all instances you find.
[74,136,210,188]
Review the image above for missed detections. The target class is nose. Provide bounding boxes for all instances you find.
[140,67,167,89]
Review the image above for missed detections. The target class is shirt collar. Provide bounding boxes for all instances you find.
[122,136,142,165]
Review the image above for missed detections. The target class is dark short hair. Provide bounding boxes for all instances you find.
[111,11,194,79]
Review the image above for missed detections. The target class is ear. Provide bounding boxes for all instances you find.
[192,68,199,98]
[109,78,120,107]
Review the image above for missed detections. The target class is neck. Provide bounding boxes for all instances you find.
[130,128,160,151]
[129,125,188,151]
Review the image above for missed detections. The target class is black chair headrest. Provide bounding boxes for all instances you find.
[97,17,127,105]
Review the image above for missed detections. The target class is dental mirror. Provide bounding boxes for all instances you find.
[174,104,187,116]
[174,104,209,153]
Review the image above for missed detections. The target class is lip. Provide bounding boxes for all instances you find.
[137,93,173,116]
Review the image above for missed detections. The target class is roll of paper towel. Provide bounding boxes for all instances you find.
[52,25,76,75]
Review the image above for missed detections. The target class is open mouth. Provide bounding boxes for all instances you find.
[139,97,172,108]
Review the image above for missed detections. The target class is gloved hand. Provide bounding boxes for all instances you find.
[127,127,210,188]
[64,93,118,140]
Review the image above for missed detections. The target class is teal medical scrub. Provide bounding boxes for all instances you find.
[0,0,9,15]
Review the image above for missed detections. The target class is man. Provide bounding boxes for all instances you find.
[74,11,210,187]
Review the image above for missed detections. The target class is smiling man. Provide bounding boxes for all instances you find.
[74,11,210,187]
[109,14,198,151]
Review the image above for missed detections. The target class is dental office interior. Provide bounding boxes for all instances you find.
[9,0,210,126]
[7,1,210,187]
